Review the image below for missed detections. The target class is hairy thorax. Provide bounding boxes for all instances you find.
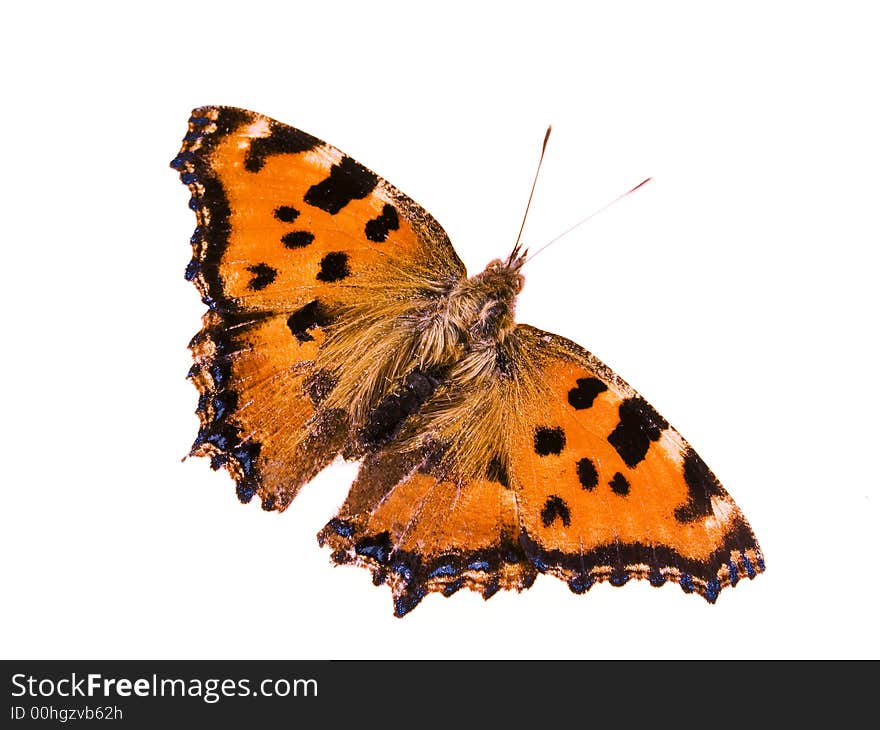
[416,258,524,372]
[313,257,526,458]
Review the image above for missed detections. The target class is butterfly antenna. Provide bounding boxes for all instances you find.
[523,177,652,265]
[509,125,552,265]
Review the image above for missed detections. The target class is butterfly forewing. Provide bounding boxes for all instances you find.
[173,106,465,508]
[506,326,763,601]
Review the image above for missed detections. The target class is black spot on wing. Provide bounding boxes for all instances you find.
[364,203,400,242]
[246,263,276,290]
[286,299,332,343]
[609,472,630,496]
[674,447,725,522]
[486,456,510,488]
[534,426,565,456]
[576,457,598,490]
[211,107,251,138]
[325,517,354,537]
[245,125,320,173]
[541,496,571,527]
[316,252,350,282]
[607,397,669,468]
[274,205,300,222]
[568,377,608,410]
[304,156,378,214]
[281,231,315,249]
[354,531,393,564]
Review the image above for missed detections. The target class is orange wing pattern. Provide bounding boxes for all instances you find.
[172,107,465,508]
[319,325,763,615]
[506,325,763,600]
[174,107,763,616]
[319,445,529,616]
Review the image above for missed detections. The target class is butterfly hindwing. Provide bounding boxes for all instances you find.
[318,441,535,617]
[173,106,466,509]
[318,324,763,614]
[186,308,340,507]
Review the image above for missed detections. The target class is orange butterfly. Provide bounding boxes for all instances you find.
[171,106,764,616]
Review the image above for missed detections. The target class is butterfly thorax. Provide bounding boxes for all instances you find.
[415,258,524,371]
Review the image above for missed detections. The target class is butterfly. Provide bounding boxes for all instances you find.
[171,106,764,616]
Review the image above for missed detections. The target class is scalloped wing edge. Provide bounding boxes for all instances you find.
[318,516,764,617]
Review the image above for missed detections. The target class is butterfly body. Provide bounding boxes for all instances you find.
[173,106,764,616]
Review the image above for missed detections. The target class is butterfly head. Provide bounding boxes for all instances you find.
[448,257,525,342]
[478,256,526,294]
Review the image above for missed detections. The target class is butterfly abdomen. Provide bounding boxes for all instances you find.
[359,370,442,448]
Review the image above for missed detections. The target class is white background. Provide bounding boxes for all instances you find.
[2,2,878,659]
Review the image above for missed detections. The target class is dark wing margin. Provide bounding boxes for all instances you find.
[171,107,333,506]
[317,447,536,618]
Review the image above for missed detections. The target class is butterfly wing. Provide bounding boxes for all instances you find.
[173,107,763,615]
[505,325,764,600]
[319,324,763,614]
[172,106,466,509]
[318,435,534,617]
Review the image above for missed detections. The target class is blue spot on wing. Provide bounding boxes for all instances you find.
[231,445,258,478]
[728,560,739,586]
[443,578,464,596]
[209,363,227,388]
[356,543,389,563]
[198,428,231,452]
[568,575,593,594]
[170,151,194,169]
[211,392,235,422]
[704,577,720,603]
[394,587,427,617]
[467,560,490,571]
[742,554,756,579]
[428,564,457,579]
[326,518,353,537]
[680,573,695,593]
